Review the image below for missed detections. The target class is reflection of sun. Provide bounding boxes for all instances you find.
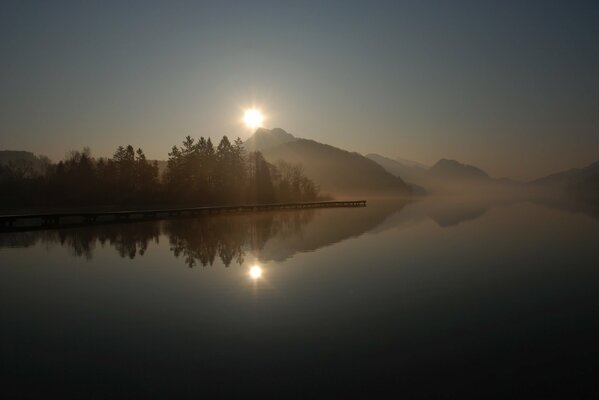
[243,108,264,129]
[249,265,263,280]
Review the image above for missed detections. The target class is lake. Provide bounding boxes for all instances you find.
[1,198,598,398]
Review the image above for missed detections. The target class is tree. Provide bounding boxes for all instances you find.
[0,134,321,211]
[247,152,275,203]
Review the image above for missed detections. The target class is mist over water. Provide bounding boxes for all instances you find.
[1,197,598,397]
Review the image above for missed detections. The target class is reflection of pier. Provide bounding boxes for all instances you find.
[0,200,366,231]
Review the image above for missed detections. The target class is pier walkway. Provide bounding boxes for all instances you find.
[0,200,366,231]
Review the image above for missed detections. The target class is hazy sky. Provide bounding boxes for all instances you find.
[1,1,598,180]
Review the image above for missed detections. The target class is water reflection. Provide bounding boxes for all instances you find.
[165,209,316,267]
[1,196,597,266]
[0,223,161,260]
[1,197,599,398]
[0,201,412,265]
[248,265,263,280]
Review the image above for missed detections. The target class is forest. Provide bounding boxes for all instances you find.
[0,135,321,211]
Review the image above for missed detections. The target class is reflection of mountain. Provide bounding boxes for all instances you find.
[2,195,596,265]
[371,194,591,230]
[245,128,411,196]
[568,174,599,201]
[426,200,489,227]
[531,196,599,220]
[0,202,410,266]
[369,196,500,230]
[260,200,410,261]
[420,194,599,226]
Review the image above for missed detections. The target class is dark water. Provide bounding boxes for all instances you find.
[1,198,598,398]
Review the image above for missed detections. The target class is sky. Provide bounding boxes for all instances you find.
[1,0,598,181]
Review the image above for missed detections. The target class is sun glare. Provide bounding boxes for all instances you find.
[243,108,264,129]
[249,265,263,280]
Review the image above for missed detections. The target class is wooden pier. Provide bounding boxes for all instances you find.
[0,200,366,231]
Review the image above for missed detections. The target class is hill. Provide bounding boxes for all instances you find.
[249,129,411,196]
[531,160,599,187]
[0,150,41,165]
[531,160,599,202]
[396,156,429,169]
[427,158,489,181]
[244,127,296,152]
[0,150,48,173]
[367,153,525,194]
[365,154,428,185]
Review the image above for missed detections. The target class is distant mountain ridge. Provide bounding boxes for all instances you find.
[244,127,296,152]
[365,153,428,185]
[0,150,40,165]
[531,160,599,187]
[368,151,599,199]
[367,153,505,193]
[246,128,411,196]
[428,158,489,180]
[532,160,599,201]
[396,156,428,170]
[0,150,48,173]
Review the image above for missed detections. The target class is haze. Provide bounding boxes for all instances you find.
[1,1,598,180]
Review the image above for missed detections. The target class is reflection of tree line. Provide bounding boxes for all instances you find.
[0,210,315,266]
[0,223,161,260]
[8,196,590,265]
[166,211,314,267]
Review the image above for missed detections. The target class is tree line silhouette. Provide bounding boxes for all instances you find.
[0,135,321,211]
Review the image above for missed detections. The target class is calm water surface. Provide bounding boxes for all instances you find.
[1,198,598,398]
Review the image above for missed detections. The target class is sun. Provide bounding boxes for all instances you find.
[243,108,264,129]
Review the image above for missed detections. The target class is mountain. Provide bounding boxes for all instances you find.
[396,156,428,170]
[247,128,411,196]
[531,160,599,202]
[0,150,41,165]
[531,160,599,187]
[427,158,489,181]
[0,150,48,173]
[367,154,527,195]
[365,153,428,186]
[244,127,296,152]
